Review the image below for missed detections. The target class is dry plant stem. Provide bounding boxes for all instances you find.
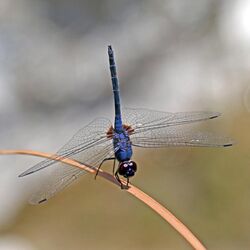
[0,149,206,250]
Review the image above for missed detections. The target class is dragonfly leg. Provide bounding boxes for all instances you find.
[126,177,129,188]
[115,169,124,189]
[112,159,116,175]
[95,157,116,179]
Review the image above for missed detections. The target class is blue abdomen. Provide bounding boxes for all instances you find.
[108,46,123,132]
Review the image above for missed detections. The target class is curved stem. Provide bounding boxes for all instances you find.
[0,149,206,250]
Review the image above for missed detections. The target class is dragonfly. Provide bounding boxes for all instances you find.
[19,45,233,204]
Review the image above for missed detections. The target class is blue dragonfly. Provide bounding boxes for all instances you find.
[19,45,233,204]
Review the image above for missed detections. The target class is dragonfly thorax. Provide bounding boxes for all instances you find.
[113,129,133,162]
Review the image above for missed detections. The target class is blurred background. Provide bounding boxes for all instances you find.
[0,0,249,249]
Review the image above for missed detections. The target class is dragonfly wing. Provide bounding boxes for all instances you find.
[123,107,220,130]
[29,142,115,204]
[29,163,85,205]
[22,118,114,204]
[130,127,233,148]
[19,118,112,177]
[123,108,233,147]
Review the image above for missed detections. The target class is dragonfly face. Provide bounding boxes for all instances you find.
[118,160,137,178]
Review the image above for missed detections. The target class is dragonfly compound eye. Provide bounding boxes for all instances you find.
[118,161,137,178]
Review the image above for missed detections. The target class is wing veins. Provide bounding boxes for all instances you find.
[19,136,110,177]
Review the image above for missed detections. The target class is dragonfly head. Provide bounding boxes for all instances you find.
[118,161,137,178]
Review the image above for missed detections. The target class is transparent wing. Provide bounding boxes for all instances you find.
[29,142,116,205]
[123,108,220,130]
[23,118,114,204]
[123,108,233,147]
[19,118,112,177]
[130,128,233,148]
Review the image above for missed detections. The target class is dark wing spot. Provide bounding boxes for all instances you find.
[209,113,220,119]
[38,198,47,204]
